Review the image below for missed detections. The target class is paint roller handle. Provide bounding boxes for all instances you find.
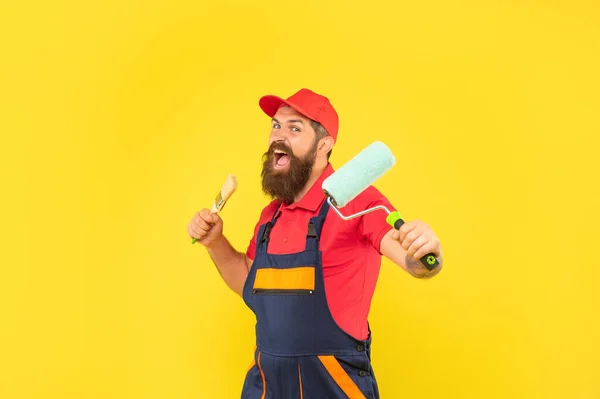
[386,212,440,271]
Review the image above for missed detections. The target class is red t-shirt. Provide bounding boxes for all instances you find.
[246,163,396,340]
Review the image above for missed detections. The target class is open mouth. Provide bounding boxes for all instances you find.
[273,150,291,168]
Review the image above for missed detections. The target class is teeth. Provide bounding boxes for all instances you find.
[274,150,287,155]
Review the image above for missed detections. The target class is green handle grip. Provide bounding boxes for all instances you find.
[386,211,440,271]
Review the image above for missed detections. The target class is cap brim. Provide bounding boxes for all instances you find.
[259,95,315,121]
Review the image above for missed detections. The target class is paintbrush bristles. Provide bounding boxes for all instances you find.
[222,174,238,198]
[211,174,238,213]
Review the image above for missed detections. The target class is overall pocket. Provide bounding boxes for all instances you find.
[252,266,315,295]
[253,288,313,295]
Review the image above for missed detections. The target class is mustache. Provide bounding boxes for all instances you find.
[263,141,294,158]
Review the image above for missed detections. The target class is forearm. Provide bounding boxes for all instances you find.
[205,235,249,296]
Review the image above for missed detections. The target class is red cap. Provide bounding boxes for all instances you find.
[259,88,339,142]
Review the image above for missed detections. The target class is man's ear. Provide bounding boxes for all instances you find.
[318,136,334,156]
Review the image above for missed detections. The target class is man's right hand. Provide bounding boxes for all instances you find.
[188,209,223,247]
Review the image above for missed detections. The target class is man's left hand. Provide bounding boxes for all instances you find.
[391,220,442,267]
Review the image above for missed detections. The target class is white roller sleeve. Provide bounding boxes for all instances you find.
[321,141,396,207]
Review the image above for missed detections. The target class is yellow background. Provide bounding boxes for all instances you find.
[1,0,599,398]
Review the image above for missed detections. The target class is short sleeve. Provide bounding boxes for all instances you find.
[357,186,397,254]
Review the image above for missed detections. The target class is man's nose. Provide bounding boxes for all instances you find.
[269,131,288,145]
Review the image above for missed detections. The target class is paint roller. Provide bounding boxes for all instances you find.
[322,141,440,271]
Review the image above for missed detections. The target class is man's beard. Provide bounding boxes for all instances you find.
[261,140,318,205]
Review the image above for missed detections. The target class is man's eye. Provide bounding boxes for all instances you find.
[292,126,300,132]
[272,124,280,129]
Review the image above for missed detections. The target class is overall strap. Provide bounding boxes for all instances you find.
[257,202,283,253]
[305,198,331,252]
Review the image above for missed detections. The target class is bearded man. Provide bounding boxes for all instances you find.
[187,88,443,399]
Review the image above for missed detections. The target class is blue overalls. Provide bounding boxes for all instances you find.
[240,200,380,399]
